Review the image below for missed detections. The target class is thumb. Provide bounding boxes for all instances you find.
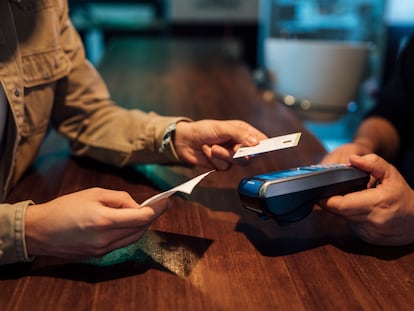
[349,154,388,182]
[224,121,267,146]
[224,126,260,147]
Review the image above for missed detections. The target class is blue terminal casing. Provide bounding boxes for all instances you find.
[238,164,370,224]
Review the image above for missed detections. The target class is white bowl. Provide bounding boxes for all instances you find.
[265,38,372,121]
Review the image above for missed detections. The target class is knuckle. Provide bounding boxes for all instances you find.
[139,208,156,224]
[86,187,104,196]
[95,241,111,253]
[89,213,114,229]
[90,238,113,256]
[118,190,132,200]
[367,153,381,163]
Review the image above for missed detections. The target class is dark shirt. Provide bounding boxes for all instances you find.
[367,34,414,186]
[367,34,414,152]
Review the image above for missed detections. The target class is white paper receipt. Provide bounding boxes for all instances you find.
[233,132,301,159]
[141,170,215,206]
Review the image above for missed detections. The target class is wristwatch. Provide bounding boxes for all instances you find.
[159,122,179,159]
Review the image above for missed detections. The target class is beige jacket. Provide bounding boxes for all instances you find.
[0,0,188,265]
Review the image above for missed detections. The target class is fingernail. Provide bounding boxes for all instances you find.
[246,135,258,145]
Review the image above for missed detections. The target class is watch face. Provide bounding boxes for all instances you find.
[159,123,177,153]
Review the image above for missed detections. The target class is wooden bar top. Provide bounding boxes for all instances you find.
[1,38,413,311]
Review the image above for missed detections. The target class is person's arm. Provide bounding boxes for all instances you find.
[322,35,414,165]
[51,1,190,166]
[322,116,400,165]
[1,0,266,266]
[352,116,400,159]
[51,3,266,169]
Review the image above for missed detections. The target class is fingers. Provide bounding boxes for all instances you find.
[96,188,141,209]
[96,226,150,254]
[96,199,171,254]
[175,120,267,169]
[321,151,351,165]
[322,188,378,221]
[26,188,172,259]
[348,154,389,182]
[202,142,252,170]
[229,120,267,146]
[98,189,169,224]
[90,188,171,228]
[202,140,256,170]
[104,199,171,228]
[202,144,231,170]
[241,122,268,142]
[207,120,266,147]
[320,143,373,165]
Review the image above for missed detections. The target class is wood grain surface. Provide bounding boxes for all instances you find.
[1,38,413,311]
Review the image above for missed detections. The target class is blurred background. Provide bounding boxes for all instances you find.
[68,0,414,151]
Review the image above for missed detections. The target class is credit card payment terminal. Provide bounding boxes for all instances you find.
[238,164,370,224]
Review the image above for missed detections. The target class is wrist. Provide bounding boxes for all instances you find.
[159,120,191,161]
[158,122,179,160]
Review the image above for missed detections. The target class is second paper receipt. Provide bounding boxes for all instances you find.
[141,170,215,206]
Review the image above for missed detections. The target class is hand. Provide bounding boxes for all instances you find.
[174,119,267,170]
[318,154,414,246]
[25,188,170,259]
[321,142,373,165]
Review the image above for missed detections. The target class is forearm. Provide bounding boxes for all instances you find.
[52,3,191,166]
[353,116,400,160]
[68,107,191,166]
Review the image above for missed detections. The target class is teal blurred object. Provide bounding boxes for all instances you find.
[69,0,168,64]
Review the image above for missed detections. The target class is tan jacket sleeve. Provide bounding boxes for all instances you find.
[51,1,190,167]
[0,201,34,265]
[0,0,191,266]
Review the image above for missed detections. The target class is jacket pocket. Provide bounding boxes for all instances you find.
[21,49,71,136]
[22,48,71,88]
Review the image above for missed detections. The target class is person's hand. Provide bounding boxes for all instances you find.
[318,154,414,246]
[321,142,373,165]
[25,188,170,259]
[174,119,268,170]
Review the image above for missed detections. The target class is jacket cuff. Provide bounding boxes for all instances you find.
[0,200,35,265]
